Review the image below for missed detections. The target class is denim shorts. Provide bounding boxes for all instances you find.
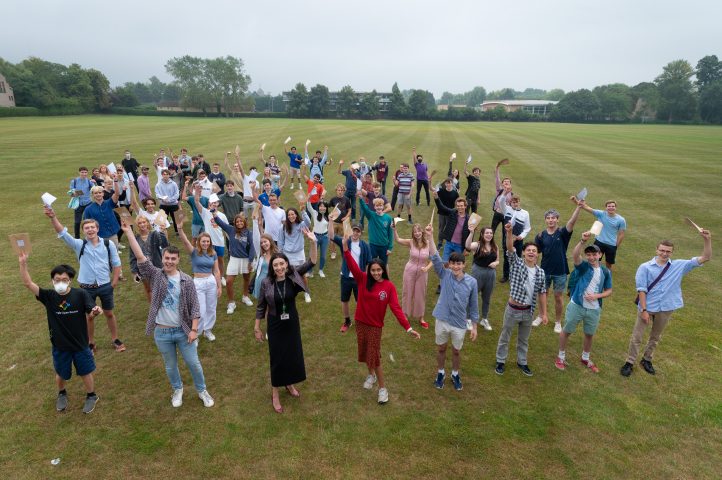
[52,346,96,380]
[192,223,204,238]
[83,282,114,310]
[213,245,225,257]
[563,301,601,335]
[545,274,568,293]
[442,242,464,263]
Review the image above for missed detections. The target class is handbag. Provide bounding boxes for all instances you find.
[634,262,671,305]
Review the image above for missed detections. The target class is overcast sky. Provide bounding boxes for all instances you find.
[3,0,721,96]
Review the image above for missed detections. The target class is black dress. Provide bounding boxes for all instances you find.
[267,278,306,387]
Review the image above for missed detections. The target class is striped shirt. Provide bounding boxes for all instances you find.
[397,172,414,194]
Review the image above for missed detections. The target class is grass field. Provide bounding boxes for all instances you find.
[0,116,720,479]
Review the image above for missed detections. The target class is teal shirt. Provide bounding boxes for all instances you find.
[359,201,393,251]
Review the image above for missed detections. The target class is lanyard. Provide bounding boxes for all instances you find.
[274,279,287,314]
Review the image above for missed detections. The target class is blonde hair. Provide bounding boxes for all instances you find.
[411,223,428,249]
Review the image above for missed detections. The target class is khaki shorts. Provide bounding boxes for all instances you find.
[226,257,250,275]
[435,319,466,350]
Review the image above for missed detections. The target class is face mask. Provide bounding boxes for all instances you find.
[53,282,70,294]
[125,153,131,159]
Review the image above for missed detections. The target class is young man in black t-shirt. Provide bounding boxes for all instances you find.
[19,254,102,414]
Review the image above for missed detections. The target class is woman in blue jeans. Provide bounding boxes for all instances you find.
[121,221,215,408]
[306,201,329,278]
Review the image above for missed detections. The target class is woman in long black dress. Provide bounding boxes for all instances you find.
[254,229,317,413]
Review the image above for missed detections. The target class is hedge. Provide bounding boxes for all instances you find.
[109,107,287,119]
[0,106,41,117]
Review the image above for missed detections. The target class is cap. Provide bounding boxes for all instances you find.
[352,223,363,231]
[208,194,220,204]
[584,244,601,253]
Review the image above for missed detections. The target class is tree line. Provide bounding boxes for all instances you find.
[1,55,721,124]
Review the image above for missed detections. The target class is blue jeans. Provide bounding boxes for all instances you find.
[315,232,329,271]
[154,327,206,392]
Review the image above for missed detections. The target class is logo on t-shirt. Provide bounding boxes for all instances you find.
[378,291,387,301]
[59,299,71,311]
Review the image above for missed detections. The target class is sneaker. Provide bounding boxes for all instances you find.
[640,358,656,375]
[554,322,562,334]
[290,184,294,190]
[363,374,377,390]
[378,387,389,404]
[304,292,312,303]
[113,338,126,352]
[555,357,568,371]
[581,359,600,373]
[434,372,445,389]
[517,363,533,377]
[495,362,505,375]
[420,319,429,329]
[204,330,216,341]
[480,318,492,331]
[499,277,509,283]
[318,270,326,278]
[198,390,215,407]
[331,252,336,260]
[241,296,253,306]
[532,316,543,327]
[171,388,183,407]
[451,373,463,391]
[56,392,68,412]
[298,183,303,190]
[307,272,314,278]
[226,302,236,314]
[82,394,99,414]
[221,277,227,287]
[117,244,126,250]
[620,362,634,377]
[340,321,351,333]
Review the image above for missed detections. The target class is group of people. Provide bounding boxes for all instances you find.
[20,142,712,415]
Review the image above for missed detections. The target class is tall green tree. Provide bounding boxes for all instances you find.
[389,82,408,119]
[148,76,165,103]
[286,83,309,117]
[544,89,566,101]
[408,89,435,119]
[655,59,697,122]
[695,55,722,90]
[593,83,633,121]
[699,80,722,123]
[308,84,330,118]
[165,55,211,112]
[203,56,251,115]
[466,86,486,107]
[358,90,380,119]
[85,68,111,110]
[630,82,659,120]
[336,85,358,118]
[550,89,600,122]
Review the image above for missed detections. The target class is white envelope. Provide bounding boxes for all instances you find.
[356,178,362,191]
[260,143,266,150]
[41,192,57,206]
[451,153,457,160]
[590,221,603,236]
[305,139,311,147]
[106,163,117,174]
[284,136,292,144]
[248,170,259,181]
[466,154,473,164]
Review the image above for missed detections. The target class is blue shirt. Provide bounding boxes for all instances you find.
[593,210,626,246]
[187,197,208,226]
[288,152,302,169]
[636,257,701,312]
[259,188,281,207]
[58,228,121,285]
[430,253,479,328]
[340,170,358,194]
[82,199,120,238]
[70,177,92,206]
[570,261,612,307]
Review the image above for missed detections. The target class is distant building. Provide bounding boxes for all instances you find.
[282,91,393,113]
[437,104,469,111]
[0,74,16,107]
[481,100,558,115]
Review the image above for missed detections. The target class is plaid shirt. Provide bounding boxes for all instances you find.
[507,250,546,314]
[139,261,200,336]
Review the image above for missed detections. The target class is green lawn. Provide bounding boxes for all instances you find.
[0,116,720,479]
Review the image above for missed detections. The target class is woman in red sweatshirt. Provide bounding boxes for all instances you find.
[342,236,420,405]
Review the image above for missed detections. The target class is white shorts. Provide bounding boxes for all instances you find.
[226,256,250,275]
[285,249,306,267]
[435,319,466,350]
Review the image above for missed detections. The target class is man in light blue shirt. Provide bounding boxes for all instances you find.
[579,199,626,270]
[45,206,126,353]
[70,166,93,238]
[621,229,712,377]
[426,225,478,391]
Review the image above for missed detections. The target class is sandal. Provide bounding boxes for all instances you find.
[272,395,283,413]
[113,339,126,352]
[285,385,300,398]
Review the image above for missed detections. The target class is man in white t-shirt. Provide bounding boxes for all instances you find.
[555,232,612,373]
[255,192,286,243]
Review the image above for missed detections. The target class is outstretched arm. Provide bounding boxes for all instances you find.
[18,252,40,297]
[504,222,514,253]
[392,221,411,247]
[176,217,195,254]
[121,221,147,264]
[566,199,584,232]
[572,231,592,266]
[698,229,712,264]
[465,226,479,253]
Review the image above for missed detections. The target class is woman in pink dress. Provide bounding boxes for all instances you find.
[393,222,432,329]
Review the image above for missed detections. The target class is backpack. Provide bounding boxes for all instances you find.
[79,238,113,272]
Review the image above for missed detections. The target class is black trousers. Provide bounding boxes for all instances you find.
[416,180,430,206]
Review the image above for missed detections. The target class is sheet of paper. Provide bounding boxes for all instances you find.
[685,217,703,232]
[590,220,603,235]
[41,192,57,206]
[466,154,472,164]
[451,152,457,160]
[9,233,32,256]
[106,163,117,174]
[234,145,240,155]
[305,139,311,147]
[260,143,266,151]
[293,190,307,203]
[284,136,292,144]
[576,187,588,201]
[393,217,405,225]
[329,206,341,222]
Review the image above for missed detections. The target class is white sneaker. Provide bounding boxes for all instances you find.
[226,302,236,314]
[363,374,377,390]
[554,322,562,334]
[290,184,294,190]
[241,296,253,306]
[331,252,336,259]
[198,390,215,407]
[117,244,126,250]
[532,316,543,327]
[304,292,311,303]
[307,272,314,278]
[204,330,216,341]
[221,277,227,287]
[378,387,389,404]
[171,388,183,408]
[480,318,492,331]
[318,270,326,278]
[298,183,303,190]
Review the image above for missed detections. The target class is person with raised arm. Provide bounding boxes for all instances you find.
[466,224,499,332]
[491,160,513,235]
[284,144,304,190]
[306,200,330,278]
[337,159,360,220]
[576,198,627,271]
[212,211,255,313]
[306,144,330,183]
[18,253,103,414]
[193,187,229,280]
[494,222,548,377]
[394,222,432,330]
[555,231,613,373]
[342,230,420,404]
[277,201,313,303]
[356,189,394,266]
[254,230,318,413]
[175,215,222,342]
[463,161,481,214]
[620,228,712,377]
[129,214,169,301]
[120,220,214,408]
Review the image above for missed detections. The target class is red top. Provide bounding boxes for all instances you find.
[306,180,324,203]
[344,250,410,330]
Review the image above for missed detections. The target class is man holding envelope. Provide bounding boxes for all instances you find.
[577,199,626,270]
